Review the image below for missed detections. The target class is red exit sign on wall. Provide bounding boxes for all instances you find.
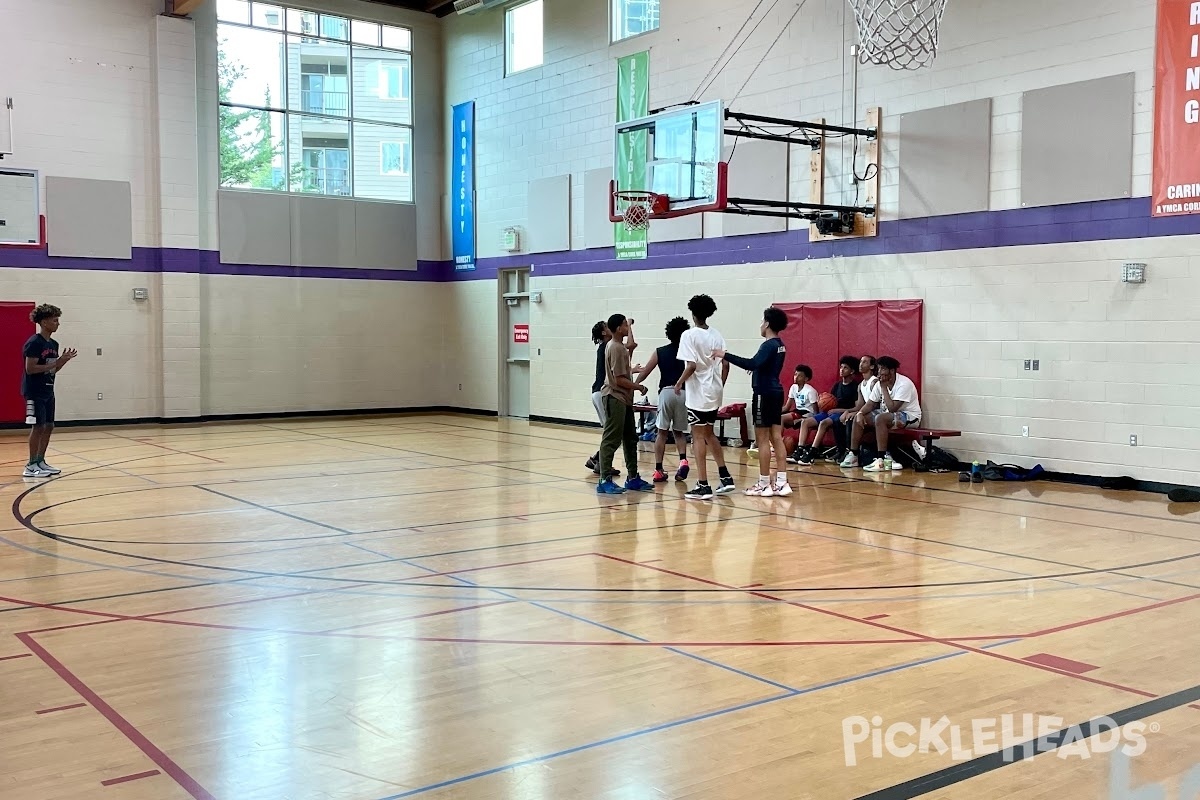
[513,324,529,343]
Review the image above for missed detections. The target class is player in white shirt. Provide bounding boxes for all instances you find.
[839,355,878,468]
[673,294,735,499]
[782,364,819,426]
[848,355,921,472]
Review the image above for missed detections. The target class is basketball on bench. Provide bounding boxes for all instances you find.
[817,392,837,412]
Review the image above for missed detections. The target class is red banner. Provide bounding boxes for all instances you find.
[1152,0,1200,216]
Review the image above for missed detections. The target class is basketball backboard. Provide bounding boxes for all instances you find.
[612,100,727,219]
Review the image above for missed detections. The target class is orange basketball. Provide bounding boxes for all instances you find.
[817,392,837,412]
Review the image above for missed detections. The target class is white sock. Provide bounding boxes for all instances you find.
[776,472,788,484]
[757,475,769,487]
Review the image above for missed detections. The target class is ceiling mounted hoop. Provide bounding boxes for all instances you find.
[847,0,948,71]
[613,190,667,232]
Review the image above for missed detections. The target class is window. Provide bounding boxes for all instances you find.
[217,1,414,201]
[612,0,659,42]
[505,0,544,75]
[380,141,411,176]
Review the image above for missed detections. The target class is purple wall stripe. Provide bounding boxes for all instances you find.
[1,197,1198,283]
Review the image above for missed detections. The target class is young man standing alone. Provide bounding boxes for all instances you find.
[22,304,77,478]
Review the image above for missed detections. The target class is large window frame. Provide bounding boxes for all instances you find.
[505,0,544,76]
[216,1,414,203]
[611,0,659,43]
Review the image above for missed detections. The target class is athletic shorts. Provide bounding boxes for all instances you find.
[752,391,784,428]
[687,407,719,427]
[591,391,606,424]
[26,396,55,426]
[656,390,688,432]
[813,410,850,424]
[869,409,920,429]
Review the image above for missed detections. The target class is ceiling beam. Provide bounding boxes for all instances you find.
[425,0,455,13]
[171,0,207,15]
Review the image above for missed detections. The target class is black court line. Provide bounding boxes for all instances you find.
[855,682,1200,799]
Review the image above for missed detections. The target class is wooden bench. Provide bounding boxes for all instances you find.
[890,427,962,468]
[633,402,751,447]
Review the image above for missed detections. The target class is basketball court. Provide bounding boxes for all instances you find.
[1,414,1198,798]
[1,0,1199,796]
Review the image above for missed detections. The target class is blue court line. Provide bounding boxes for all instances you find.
[371,638,1018,799]
[397,558,800,694]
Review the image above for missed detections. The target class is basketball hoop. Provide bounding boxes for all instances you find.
[847,0,948,71]
[613,190,667,232]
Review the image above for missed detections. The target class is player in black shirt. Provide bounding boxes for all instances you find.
[634,316,691,482]
[793,355,860,465]
[722,307,792,497]
[22,304,77,478]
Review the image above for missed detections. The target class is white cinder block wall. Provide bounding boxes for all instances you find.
[441,0,1200,486]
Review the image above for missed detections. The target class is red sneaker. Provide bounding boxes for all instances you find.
[652,469,668,483]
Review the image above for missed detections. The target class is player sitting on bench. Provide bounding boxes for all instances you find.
[792,355,860,465]
[847,355,921,472]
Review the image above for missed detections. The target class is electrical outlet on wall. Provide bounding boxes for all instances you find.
[96,392,103,400]
[1130,434,1138,446]
[1022,426,1029,438]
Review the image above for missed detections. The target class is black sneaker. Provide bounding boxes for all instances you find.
[798,450,815,466]
[685,483,714,501]
[787,448,803,464]
[585,456,597,471]
[715,476,736,495]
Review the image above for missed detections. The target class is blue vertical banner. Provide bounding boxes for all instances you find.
[452,101,476,271]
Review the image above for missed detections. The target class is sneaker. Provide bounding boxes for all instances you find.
[22,465,50,478]
[786,448,802,464]
[652,469,668,483]
[715,477,736,495]
[37,460,61,475]
[863,458,886,472]
[585,456,597,471]
[747,445,759,457]
[797,451,815,466]
[772,481,793,496]
[625,476,655,492]
[745,482,769,496]
[912,441,927,461]
[593,466,621,477]
[675,459,690,482]
[840,453,859,468]
[685,483,714,501]
[597,480,626,495]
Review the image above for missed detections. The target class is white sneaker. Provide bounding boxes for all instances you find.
[772,481,792,496]
[37,460,61,475]
[745,483,769,496]
[912,441,927,460]
[840,453,859,468]
[747,446,759,457]
[863,458,886,472]
[22,465,51,478]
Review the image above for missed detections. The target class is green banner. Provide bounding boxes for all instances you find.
[615,51,649,261]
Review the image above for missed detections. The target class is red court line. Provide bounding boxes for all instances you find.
[318,600,516,633]
[596,553,1169,702]
[17,633,216,800]
[101,770,161,786]
[404,552,595,581]
[36,702,87,714]
[864,614,890,621]
[1022,591,1200,638]
[741,583,765,589]
[0,652,32,662]
[1025,653,1098,675]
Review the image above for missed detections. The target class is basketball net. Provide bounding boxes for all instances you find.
[847,0,947,71]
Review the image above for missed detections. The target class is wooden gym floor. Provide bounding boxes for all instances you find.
[0,413,1197,799]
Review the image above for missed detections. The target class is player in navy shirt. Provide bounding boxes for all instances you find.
[722,307,792,497]
[22,304,77,478]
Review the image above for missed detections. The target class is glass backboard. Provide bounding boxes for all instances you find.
[613,100,724,213]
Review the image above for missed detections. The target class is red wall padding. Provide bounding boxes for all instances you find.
[776,300,924,396]
[0,302,35,423]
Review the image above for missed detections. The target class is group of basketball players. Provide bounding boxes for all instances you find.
[589,295,923,499]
